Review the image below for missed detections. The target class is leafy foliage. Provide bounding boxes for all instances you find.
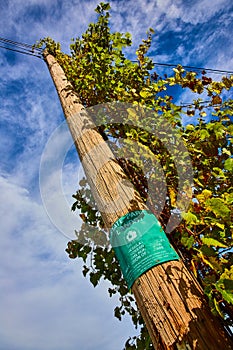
[36,2,233,349]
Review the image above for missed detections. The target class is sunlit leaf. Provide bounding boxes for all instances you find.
[216,267,233,305]
[224,158,233,171]
[201,237,227,248]
[182,212,199,224]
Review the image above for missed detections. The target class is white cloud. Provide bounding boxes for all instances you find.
[0,175,135,350]
[180,0,231,24]
[0,0,100,52]
[0,1,232,349]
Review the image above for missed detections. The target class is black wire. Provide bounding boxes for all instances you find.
[0,45,42,58]
[0,36,233,75]
[0,38,231,111]
[132,60,233,75]
[180,100,211,107]
[0,36,232,75]
[0,37,43,52]
[153,62,233,75]
[0,37,43,59]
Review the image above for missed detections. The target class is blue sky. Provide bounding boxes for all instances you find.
[0,1,233,349]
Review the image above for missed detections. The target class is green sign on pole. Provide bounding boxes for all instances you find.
[110,210,179,288]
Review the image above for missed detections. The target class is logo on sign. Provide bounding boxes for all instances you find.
[126,230,137,242]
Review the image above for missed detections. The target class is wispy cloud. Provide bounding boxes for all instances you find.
[110,0,233,69]
[0,175,134,350]
[0,1,232,349]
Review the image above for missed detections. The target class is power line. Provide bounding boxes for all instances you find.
[0,44,42,58]
[132,60,233,75]
[180,101,211,108]
[0,37,42,59]
[0,36,233,75]
[0,37,43,51]
[0,37,231,113]
[151,61,233,75]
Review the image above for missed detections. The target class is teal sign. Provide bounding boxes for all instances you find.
[110,210,179,289]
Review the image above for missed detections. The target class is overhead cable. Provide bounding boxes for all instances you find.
[0,44,42,58]
[0,37,42,58]
[0,36,232,75]
[132,60,233,75]
[151,62,233,75]
[0,37,43,51]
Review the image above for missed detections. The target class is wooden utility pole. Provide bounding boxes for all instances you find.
[44,51,233,350]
